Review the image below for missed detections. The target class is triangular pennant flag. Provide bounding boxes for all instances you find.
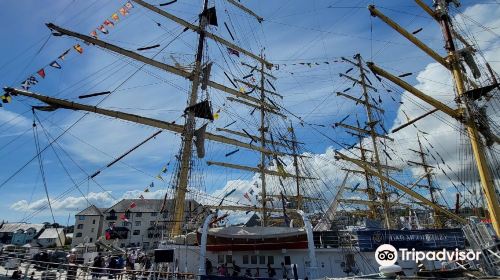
[90,30,98,39]
[111,13,120,21]
[277,162,287,178]
[98,25,109,34]
[27,76,38,85]
[213,112,220,120]
[21,80,30,90]
[119,7,129,16]
[1,94,12,103]
[37,68,46,79]
[144,188,150,193]
[130,202,137,208]
[155,174,164,181]
[150,182,154,188]
[161,166,167,173]
[184,100,214,120]
[125,1,134,10]
[243,192,252,202]
[49,61,61,69]
[58,49,70,60]
[73,44,83,54]
[194,123,208,158]
[139,195,144,200]
[103,19,115,28]
[248,188,254,195]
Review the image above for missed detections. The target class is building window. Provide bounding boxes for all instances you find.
[284,256,291,265]
[162,213,168,218]
[133,230,140,235]
[218,255,224,264]
[267,256,274,265]
[136,213,142,218]
[259,256,266,265]
[90,238,93,242]
[251,256,257,265]
[76,233,82,237]
[91,228,94,233]
[135,221,141,226]
[151,212,158,217]
[150,221,156,226]
[143,242,149,249]
[243,255,249,265]
[78,216,85,221]
[92,219,96,224]
[225,255,232,264]
[77,224,83,229]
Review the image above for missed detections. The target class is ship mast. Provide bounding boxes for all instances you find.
[367,1,500,235]
[409,134,442,228]
[335,54,396,228]
[172,0,209,237]
[290,124,303,210]
[259,54,269,226]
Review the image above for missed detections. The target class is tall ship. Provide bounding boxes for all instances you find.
[1,0,499,279]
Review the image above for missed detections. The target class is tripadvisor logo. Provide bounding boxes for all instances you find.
[375,244,398,266]
[374,244,481,265]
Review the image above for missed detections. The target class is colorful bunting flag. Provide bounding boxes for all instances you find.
[130,202,137,208]
[227,47,240,57]
[119,7,129,16]
[49,61,61,69]
[125,1,134,10]
[37,68,46,79]
[103,19,115,28]
[90,30,98,39]
[58,49,70,60]
[243,192,252,202]
[213,112,220,120]
[73,44,83,54]
[98,25,109,34]
[111,13,120,21]
[1,94,12,103]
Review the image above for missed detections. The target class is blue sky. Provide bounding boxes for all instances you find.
[0,0,498,225]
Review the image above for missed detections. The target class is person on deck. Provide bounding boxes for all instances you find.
[267,263,276,278]
[232,261,241,277]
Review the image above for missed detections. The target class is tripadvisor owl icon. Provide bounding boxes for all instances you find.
[375,244,398,266]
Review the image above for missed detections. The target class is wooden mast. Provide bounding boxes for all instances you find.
[368,2,500,235]
[414,134,442,228]
[355,54,392,229]
[259,53,268,226]
[171,0,209,237]
[290,124,303,210]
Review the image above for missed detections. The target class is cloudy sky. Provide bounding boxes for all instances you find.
[0,0,498,225]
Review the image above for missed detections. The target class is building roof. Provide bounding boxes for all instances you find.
[38,228,64,239]
[76,205,104,216]
[0,223,45,233]
[105,199,200,213]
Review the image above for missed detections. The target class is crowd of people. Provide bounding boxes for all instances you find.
[91,250,152,279]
